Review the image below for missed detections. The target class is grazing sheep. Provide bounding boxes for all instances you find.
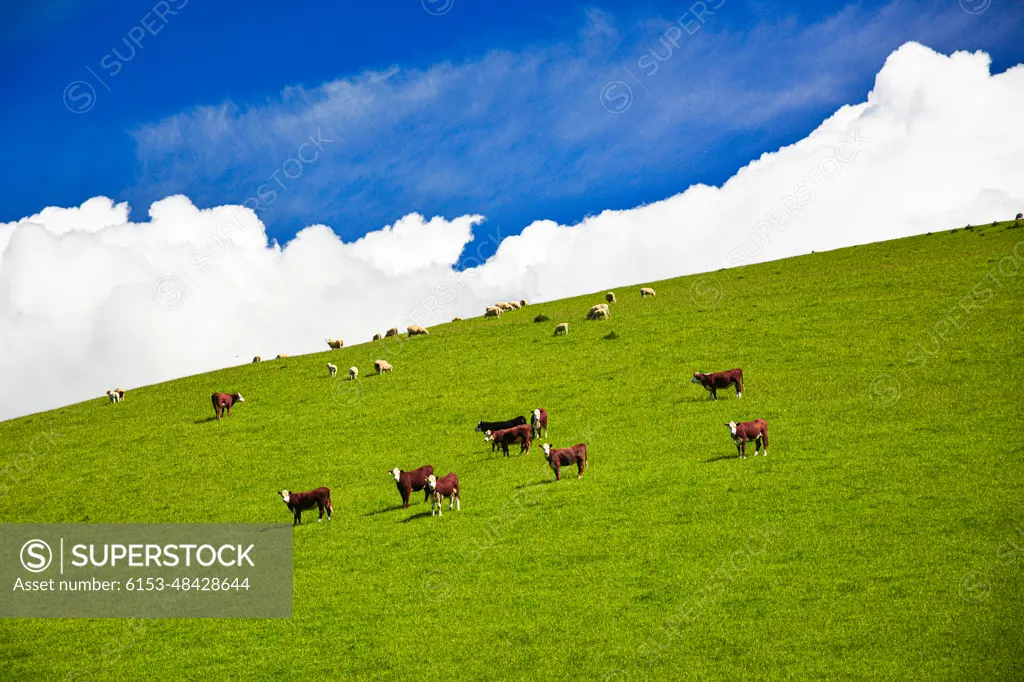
[640,287,656,298]
[374,359,393,374]
[106,389,124,403]
[327,363,338,378]
[326,339,344,350]
[349,366,358,380]
[554,322,569,336]
[1018,213,1023,220]
[507,300,521,309]
[373,333,382,341]
[520,299,528,307]
[252,356,261,363]
[453,316,462,321]
[495,302,513,311]
[606,292,616,303]
[276,354,289,359]
[385,328,399,338]
[408,325,429,337]
[485,306,502,318]
[587,304,610,320]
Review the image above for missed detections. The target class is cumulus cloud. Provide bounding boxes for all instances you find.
[125,0,1021,241]
[2,42,1022,421]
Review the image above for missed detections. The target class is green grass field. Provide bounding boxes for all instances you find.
[1,223,1022,680]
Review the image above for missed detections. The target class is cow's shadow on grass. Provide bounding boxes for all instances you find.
[194,416,219,424]
[399,511,435,523]
[516,479,555,489]
[364,505,406,517]
[705,453,741,463]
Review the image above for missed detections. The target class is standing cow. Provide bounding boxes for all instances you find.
[485,424,533,456]
[692,369,744,400]
[278,488,333,525]
[389,466,435,508]
[211,392,244,420]
[725,419,769,458]
[476,416,527,452]
[531,408,549,438]
[541,443,587,481]
[427,473,461,517]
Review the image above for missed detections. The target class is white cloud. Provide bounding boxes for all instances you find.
[2,42,1022,421]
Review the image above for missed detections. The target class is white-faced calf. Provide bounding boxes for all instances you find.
[531,408,549,438]
[485,424,533,456]
[390,465,434,508]
[476,416,528,452]
[278,487,333,525]
[427,473,461,517]
[542,443,587,480]
[725,419,769,458]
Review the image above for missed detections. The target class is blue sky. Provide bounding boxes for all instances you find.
[2,0,1022,263]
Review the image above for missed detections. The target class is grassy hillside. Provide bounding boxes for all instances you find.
[1,222,1022,680]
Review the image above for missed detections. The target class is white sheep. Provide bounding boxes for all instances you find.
[327,363,338,378]
[554,323,569,336]
[640,287,656,297]
[349,366,358,380]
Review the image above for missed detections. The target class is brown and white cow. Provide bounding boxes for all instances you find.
[725,419,768,458]
[427,473,461,516]
[211,392,244,419]
[692,369,743,400]
[389,465,435,508]
[484,423,533,456]
[541,443,587,480]
[476,416,528,452]
[531,408,549,438]
[278,487,333,525]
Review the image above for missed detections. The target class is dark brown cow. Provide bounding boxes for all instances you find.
[484,424,533,456]
[692,369,743,400]
[389,465,434,508]
[211,392,244,419]
[476,416,528,452]
[278,487,333,525]
[725,419,768,458]
[427,473,461,516]
[531,408,549,438]
[541,443,587,480]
